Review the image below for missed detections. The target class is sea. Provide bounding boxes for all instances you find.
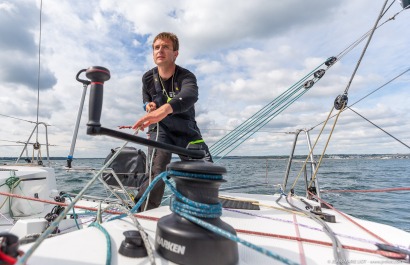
[2,154,410,233]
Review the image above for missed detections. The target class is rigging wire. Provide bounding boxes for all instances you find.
[336,0,398,61]
[209,0,408,161]
[344,0,389,95]
[309,67,410,148]
[210,63,326,161]
[296,0,392,191]
[347,106,410,150]
[0,113,38,124]
[35,0,43,144]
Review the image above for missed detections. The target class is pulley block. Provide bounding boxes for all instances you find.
[303,80,314,89]
[314,69,325,79]
[334,94,348,110]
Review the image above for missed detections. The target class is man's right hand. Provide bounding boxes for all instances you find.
[146,102,157,112]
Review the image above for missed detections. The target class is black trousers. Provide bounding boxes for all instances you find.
[134,129,212,211]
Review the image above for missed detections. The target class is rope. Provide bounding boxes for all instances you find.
[118,170,300,265]
[131,210,410,259]
[225,208,409,249]
[103,204,156,265]
[309,67,410,132]
[15,132,138,265]
[3,177,20,189]
[235,228,406,259]
[287,195,347,264]
[210,63,324,161]
[61,193,81,230]
[307,191,392,245]
[179,211,299,265]
[289,106,335,190]
[208,0,409,162]
[88,222,111,265]
[290,1,392,191]
[307,106,345,188]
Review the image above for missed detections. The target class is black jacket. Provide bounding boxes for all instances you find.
[141,65,203,142]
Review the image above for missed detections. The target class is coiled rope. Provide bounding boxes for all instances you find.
[112,170,300,265]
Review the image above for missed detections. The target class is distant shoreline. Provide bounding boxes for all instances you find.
[1,154,409,160]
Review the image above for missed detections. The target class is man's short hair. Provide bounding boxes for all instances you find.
[152,32,179,51]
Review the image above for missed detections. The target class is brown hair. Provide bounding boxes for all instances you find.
[152,32,179,51]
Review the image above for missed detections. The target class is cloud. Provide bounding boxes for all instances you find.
[1,0,409,158]
[0,1,57,90]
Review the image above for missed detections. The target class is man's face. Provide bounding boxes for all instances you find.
[153,38,178,67]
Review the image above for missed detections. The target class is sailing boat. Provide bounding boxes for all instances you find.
[1,1,410,265]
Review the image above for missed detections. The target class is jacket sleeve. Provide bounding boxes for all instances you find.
[142,75,152,104]
[168,71,198,114]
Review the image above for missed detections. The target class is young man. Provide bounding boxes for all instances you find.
[132,32,212,211]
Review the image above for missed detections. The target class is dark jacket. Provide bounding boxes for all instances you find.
[141,65,203,143]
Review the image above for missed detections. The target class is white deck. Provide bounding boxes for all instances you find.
[18,192,410,264]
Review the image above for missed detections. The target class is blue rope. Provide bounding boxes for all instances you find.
[178,212,299,265]
[89,222,111,265]
[110,169,299,265]
[61,194,81,230]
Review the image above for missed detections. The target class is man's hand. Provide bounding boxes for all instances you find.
[132,103,173,131]
[146,102,157,112]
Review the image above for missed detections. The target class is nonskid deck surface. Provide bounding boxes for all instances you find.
[18,192,410,265]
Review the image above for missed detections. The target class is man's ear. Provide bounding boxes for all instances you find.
[173,50,179,61]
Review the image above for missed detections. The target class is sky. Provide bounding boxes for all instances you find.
[0,0,409,158]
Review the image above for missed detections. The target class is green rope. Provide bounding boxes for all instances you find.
[4,176,20,189]
[61,194,81,230]
[89,222,111,265]
[0,177,21,211]
[0,176,22,218]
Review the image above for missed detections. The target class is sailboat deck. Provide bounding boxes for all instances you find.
[19,192,410,264]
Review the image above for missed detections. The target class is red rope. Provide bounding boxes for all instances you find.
[0,191,164,220]
[234,229,406,259]
[308,191,392,244]
[1,191,405,259]
[321,187,410,193]
[136,212,406,259]
[292,214,307,265]
[0,250,16,265]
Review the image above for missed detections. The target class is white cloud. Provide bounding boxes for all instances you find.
[1,0,409,158]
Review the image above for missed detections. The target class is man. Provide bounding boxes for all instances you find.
[132,32,212,211]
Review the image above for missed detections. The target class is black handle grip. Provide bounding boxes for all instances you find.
[85,66,110,127]
[76,69,91,85]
